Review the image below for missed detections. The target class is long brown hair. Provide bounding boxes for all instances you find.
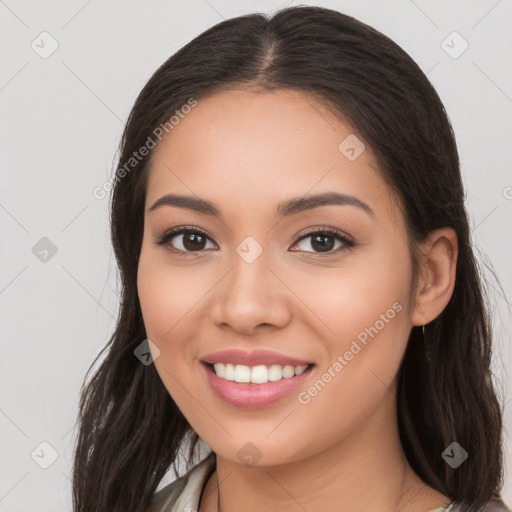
[72,6,505,511]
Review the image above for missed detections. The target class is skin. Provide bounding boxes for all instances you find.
[137,89,458,512]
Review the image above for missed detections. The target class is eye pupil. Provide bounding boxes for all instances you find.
[311,234,335,252]
[183,233,206,251]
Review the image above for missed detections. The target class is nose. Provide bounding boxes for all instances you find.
[209,250,293,336]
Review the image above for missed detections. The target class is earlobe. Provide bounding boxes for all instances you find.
[411,227,458,327]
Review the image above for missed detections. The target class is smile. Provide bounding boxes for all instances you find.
[211,362,309,384]
[201,361,316,409]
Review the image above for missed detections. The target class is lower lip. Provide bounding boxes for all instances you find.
[201,362,315,409]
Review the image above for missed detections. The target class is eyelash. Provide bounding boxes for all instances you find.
[154,225,356,256]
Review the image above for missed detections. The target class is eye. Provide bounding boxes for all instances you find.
[154,226,216,253]
[154,225,355,256]
[290,226,355,254]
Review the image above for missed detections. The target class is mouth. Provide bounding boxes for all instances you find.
[200,361,316,409]
[202,361,315,384]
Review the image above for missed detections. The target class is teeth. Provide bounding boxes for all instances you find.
[234,364,251,383]
[212,363,309,384]
[224,363,235,381]
[251,365,269,384]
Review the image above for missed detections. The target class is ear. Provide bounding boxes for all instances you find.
[410,227,458,326]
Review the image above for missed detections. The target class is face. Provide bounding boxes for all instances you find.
[137,89,417,466]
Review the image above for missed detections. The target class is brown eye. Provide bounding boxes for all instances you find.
[310,233,337,252]
[181,232,208,251]
[155,228,216,253]
[291,227,355,254]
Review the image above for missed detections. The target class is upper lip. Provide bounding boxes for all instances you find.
[201,349,313,367]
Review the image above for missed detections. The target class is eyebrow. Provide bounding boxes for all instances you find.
[148,191,374,219]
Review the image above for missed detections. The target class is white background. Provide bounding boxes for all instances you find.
[1,0,511,510]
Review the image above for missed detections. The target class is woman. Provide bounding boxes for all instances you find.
[72,6,510,512]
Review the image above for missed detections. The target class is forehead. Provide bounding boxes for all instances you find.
[146,89,396,222]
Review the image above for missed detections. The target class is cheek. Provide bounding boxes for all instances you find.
[137,251,199,407]
[289,270,412,460]
[294,241,413,400]
[293,243,413,346]
[136,246,218,394]
[137,249,206,344]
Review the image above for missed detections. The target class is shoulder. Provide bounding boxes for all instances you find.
[145,452,216,512]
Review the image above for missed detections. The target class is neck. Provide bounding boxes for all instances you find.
[199,385,450,512]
